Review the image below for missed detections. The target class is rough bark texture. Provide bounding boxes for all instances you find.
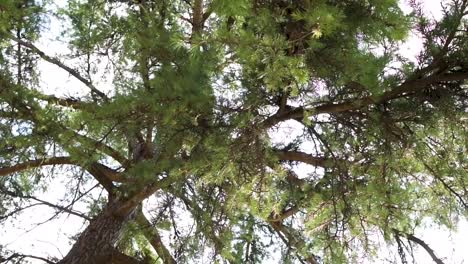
[57,201,137,264]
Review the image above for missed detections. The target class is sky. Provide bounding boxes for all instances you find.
[1,0,467,263]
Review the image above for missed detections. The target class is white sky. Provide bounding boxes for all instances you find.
[1,0,467,263]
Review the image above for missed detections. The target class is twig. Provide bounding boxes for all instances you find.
[7,34,108,100]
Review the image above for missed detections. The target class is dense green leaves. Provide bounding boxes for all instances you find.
[0,0,467,263]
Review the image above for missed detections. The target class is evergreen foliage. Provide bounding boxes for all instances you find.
[0,0,467,263]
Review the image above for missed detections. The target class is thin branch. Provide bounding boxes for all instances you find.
[7,34,107,100]
[1,189,91,221]
[421,161,468,210]
[30,196,91,221]
[170,190,225,254]
[1,100,129,167]
[2,253,56,264]
[0,203,41,221]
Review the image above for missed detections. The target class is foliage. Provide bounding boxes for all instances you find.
[0,0,467,263]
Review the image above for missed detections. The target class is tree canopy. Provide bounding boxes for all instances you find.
[0,0,467,263]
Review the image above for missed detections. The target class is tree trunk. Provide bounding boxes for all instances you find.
[57,200,138,264]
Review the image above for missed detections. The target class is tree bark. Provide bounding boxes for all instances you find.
[57,200,139,264]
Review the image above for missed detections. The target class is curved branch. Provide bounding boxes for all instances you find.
[405,233,445,264]
[7,34,107,100]
[393,229,445,264]
[71,132,130,167]
[1,253,55,264]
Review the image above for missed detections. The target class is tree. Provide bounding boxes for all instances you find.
[0,0,467,263]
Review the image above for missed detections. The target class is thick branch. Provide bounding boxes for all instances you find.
[268,205,299,222]
[40,94,92,110]
[269,221,319,264]
[394,229,445,264]
[192,0,204,34]
[264,71,468,127]
[106,250,145,264]
[274,149,336,167]
[0,157,127,194]
[116,175,176,216]
[136,211,176,264]
[72,132,130,167]
[406,233,445,264]
[0,157,72,177]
